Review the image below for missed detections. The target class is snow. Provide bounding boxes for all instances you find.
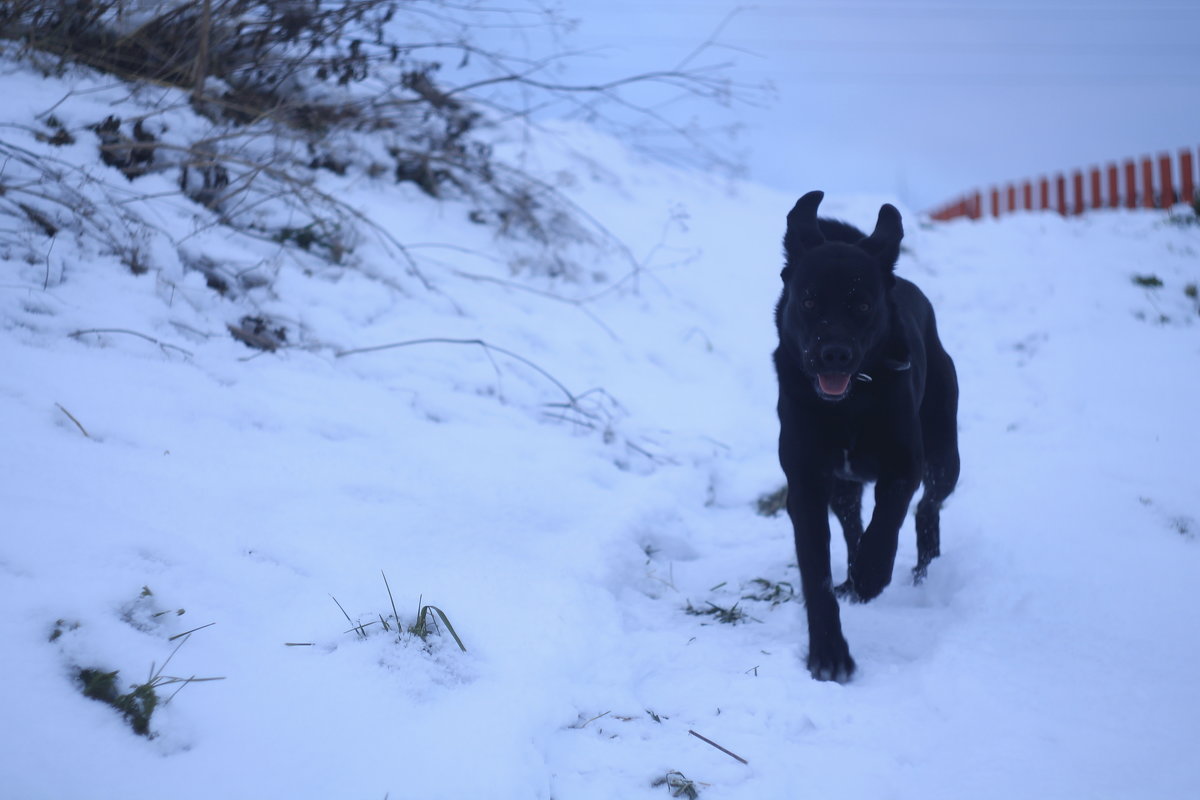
[3,37,1200,800]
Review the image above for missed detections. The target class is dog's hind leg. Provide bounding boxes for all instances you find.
[915,354,960,583]
[914,454,958,583]
[830,478,863,597]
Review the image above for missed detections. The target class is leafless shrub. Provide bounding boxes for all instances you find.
[1,1,758,282]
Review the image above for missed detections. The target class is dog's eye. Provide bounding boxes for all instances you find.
[802,299,816,310]
[856,302,871,313]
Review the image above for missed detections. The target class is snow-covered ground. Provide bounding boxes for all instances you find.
[3,45,1200,800]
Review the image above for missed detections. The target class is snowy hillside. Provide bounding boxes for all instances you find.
[3,42,1200,800]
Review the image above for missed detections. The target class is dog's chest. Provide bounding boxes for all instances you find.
[835,446,881,483]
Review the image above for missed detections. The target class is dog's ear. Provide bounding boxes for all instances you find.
[860,203,903,272]
[783,191,826,257]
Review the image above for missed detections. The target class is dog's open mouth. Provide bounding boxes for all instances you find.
[817,372,852,399]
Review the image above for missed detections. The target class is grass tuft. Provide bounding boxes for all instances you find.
[741,578,796,606]
[410,602,468,653]
[78,668,156,736]
[652,771,705,798]
[330,574,467,652]
[49,618,79,643]
[74,632,223,738]
[684,600,757,625]
[755,486,787,517]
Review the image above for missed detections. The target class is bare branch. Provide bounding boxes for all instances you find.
[69,328,194,357]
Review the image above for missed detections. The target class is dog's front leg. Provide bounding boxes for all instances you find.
[849,464,921,602]
[785,474,856,682]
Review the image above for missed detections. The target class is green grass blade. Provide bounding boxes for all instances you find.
[422,605,466,652]
[382,571,401,630]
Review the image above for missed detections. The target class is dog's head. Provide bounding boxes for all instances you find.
[776,190,903,402]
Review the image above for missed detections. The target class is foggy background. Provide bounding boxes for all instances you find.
[549,0,1200,210]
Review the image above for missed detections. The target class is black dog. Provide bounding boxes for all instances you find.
[773,191,959,682]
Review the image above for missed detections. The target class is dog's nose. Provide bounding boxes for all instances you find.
[819,343,853,370]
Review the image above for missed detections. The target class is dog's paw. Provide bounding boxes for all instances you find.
[847,567,890,602]
[807,637,856,682]
[911,563,929,585]
[833,579,859,601]
[836,575,884,603]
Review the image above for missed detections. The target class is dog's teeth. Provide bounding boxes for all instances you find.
[855,373,872,382]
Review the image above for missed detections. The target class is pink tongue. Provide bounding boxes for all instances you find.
[818,373,851,396]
